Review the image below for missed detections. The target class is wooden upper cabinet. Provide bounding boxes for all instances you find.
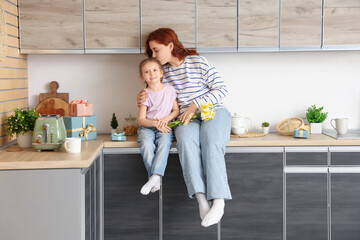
[324,0,360,46]
[19,0,83,51]
[85,0,139,50]
[141,0,195,50]
[238,0,279,48]
[280,0,322,47]
[197,0,237,50]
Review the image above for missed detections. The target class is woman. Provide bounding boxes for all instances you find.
[137,28,231,227]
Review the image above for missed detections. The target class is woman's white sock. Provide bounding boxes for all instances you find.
[201,199,225,227]
[140,175,161,195]
[196,193,211,220]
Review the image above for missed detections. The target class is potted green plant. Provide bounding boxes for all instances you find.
[261,122,270,134]
[6,108,40,148]
[306,105,328,134]
[110,113,119,135]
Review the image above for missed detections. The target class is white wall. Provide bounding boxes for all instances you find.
[28,51,360,133]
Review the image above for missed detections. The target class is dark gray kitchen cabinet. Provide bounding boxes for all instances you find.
[222,148,283,240]
[286,173,328,240]
[162,154,218,239]
[103,153,159,240]
[330,147,360,240]
[285,147,328,240]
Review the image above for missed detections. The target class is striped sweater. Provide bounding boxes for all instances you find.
[162,55,227,116]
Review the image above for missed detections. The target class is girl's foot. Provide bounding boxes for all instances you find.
[201,199,225,227]
[140,175,161,195]
[151,180,161,193]
[196,193,211,220]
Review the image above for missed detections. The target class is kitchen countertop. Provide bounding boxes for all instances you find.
[104,132,360,148]
[0,135,106,170]
[1,133,360,171]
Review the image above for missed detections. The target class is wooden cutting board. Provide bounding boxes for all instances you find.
[39,81,69,103]
[36,97,69,116]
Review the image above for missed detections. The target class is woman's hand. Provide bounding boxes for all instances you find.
[180,103,198,122]
[137,89,148,107]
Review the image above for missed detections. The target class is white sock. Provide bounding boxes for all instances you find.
[196,193,211,220]
[140,175,161,195]
[201,199,225,227]
[150,179,161,193]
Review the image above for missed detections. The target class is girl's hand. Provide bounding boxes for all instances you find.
[137,89,148,107]
[156,124,171,133]
[156,117,171,128]
[180,103,198,122]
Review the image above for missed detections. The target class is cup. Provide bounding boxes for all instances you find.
[232,127,248,135]
[331,118,349,135]
[64,137,81,153]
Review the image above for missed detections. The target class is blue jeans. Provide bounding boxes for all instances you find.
[138,127,174,178]
[174,107,232,200]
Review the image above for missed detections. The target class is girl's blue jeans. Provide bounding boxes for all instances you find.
[174,107,232,201]
[137,127,174,178]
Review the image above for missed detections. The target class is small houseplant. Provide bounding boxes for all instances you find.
[306,105,328,134]
[261,122,270,134]
[6,108,40,148]
[110,113,118,135]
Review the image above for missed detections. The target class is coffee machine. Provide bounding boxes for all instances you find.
[32,115,66,152]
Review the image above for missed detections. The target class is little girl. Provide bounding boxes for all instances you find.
[137,58,179,195]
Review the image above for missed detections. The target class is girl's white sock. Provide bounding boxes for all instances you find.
[150,179,161,193]
[201,199,225,227]
[196,193,211,220]
[141,175,161,195]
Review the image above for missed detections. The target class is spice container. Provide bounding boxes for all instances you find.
[123,114,138,136]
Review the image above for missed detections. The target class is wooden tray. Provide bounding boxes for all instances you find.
[231,131,266,138]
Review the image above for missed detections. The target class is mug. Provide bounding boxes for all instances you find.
[232,127,248,135]
[64,137,81,153]
[331,118,349,135]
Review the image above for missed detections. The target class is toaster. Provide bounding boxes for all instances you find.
[32,115,67,152]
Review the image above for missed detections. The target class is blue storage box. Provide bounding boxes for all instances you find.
[63,116,97,141]
[111,132,127,141]
[294,128,309,139]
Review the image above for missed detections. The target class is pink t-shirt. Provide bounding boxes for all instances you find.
[142,84,177,121]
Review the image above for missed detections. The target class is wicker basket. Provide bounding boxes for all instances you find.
[276,118,304,136]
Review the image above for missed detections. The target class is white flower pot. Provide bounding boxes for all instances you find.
[262,126,270,135]
[17,132,32,148]
[310,123,322,134]
[111,129,117,135]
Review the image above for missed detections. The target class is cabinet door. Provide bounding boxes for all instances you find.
[141,0,195,49]
[104,154,159,240]
[286,173,328,240]
[85,0,139,51]
[162,154,217,239]
[238,0,279,49]
[197,0,237,51]
[19,0,83,51]
[331,173,360,240]
[280,0,322,48]
[222,152,283,240]
[324,0,360,46]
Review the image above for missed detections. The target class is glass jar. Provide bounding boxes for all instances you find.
[123,114,138,136]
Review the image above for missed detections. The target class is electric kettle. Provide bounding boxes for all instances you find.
[32,115,66,152]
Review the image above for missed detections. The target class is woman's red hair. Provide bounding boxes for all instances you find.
[145,28,198,61]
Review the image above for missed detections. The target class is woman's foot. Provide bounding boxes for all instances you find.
[201,199,225,227]
[196,193,211,220]
[140,175,161,195]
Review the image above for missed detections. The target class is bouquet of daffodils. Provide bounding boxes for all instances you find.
[168,103,216,128]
